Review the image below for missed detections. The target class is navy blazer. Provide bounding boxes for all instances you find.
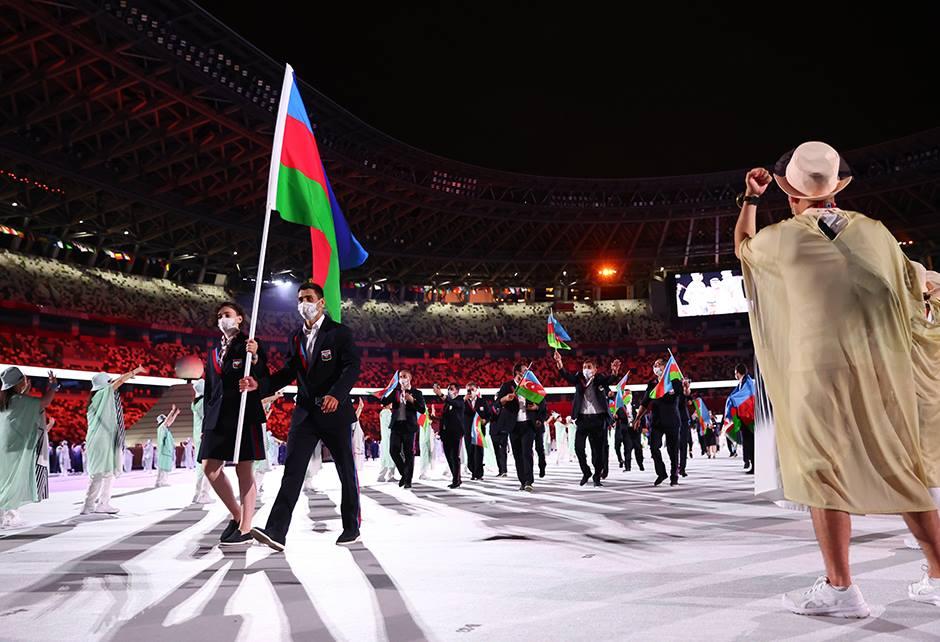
[381,386,427,431]
[203,332,267,433]
[263,317,361,431]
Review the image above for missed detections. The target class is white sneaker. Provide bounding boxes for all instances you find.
[80,504,96,516]
[782,576,870,618]
[904,536,923,550]
[909,567,940,606]
[94,504,120,515]
[193,493,214,505]
[377,472,387,483]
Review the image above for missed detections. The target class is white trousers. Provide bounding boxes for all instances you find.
[83,474,114,511]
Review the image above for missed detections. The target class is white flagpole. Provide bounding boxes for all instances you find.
[232,63,295,464]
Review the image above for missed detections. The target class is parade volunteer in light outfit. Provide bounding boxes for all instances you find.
[56,439,72,475]
[142,438,154,471]
[199,301,268,547]
[82,366,144,515]
[377,403,397,483]
[735,142,940,616]
[254,393,281,495]
[190,378,212,504]
[0,367,57,529]
[352,398,366,472]
[155,406,181,488]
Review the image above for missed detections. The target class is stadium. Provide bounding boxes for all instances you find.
[1,2,939,641]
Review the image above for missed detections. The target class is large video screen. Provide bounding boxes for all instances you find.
[674,269,747,317]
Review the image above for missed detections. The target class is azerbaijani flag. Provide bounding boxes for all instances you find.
[613,372,631,410]
[648,352,683,399]
[418,411,432,430]
[268,65,368,321]
[470,412,485,447]
[608,397,617,416]
[371,371,399,400]
[547,312,571,350]
[693,397,711,435]
[516,369,546,404]
[722,375,755,442]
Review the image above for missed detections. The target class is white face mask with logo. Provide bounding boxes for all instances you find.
[218,317,239,334]
[298,300,323,322]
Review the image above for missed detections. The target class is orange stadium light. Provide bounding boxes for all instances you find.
[597,266,617,279]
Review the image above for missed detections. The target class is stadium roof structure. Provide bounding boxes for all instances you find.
[1,0,938,291]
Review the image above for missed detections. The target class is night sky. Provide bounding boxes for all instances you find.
[197,1,939,178]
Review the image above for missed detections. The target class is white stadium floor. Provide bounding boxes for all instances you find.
[1,453,939,641]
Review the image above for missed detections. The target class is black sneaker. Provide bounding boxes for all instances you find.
[220,519,239,542]
[403,482,412,489]
[539,466,546,478]
[654,475,667,486]
[594,480,603,488]
[336,530,360,546]
[639,463,645,471]
[670,478,679,486]
[451,481,462,489]
[251,527,285,552]
[524,484,534,493]
[220,531,253,547]
[398,478,405,487]
[580,475,590,486]
[680,471,688,478]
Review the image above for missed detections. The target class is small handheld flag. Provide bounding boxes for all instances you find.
[547,312,572,351]
[614,372,631,410]
[648,352,683,400]
[372,371,400,400]
[516,369,546,404]
[693,397,711,435]
[418,412,432,430]
[471,412,485,447]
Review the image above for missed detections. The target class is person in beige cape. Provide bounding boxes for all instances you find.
[734,141,940,617]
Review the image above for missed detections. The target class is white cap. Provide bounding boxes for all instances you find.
[1,366,24,391]
[91,372,111,391]
[156,414,167,425]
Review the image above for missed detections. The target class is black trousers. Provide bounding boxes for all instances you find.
[614,426,625,465]
[574,414,607,482]
[464,431,474,474]
[621,427,644,470]
[534,425,547,474]
[726,436,737,455]
[389,423,417,483]
[678,423,692,474]
[441,428,463,483]
[509,420,536,486]
[650,422,680,482]
[266,413,361,542]
[741,427,754,468]
[491,431,509,474]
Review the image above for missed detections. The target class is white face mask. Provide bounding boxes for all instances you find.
[218,317,239,333]
[447,389,457,399]
[653,367,664,378]
[582,369,594,380]
[298,300,322,322]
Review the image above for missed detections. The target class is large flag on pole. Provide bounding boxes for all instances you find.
[268,64,367,321]
[233,63,366,463]
[648,351,683,400]
[693,397,712,436]
[547,311,572,350]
